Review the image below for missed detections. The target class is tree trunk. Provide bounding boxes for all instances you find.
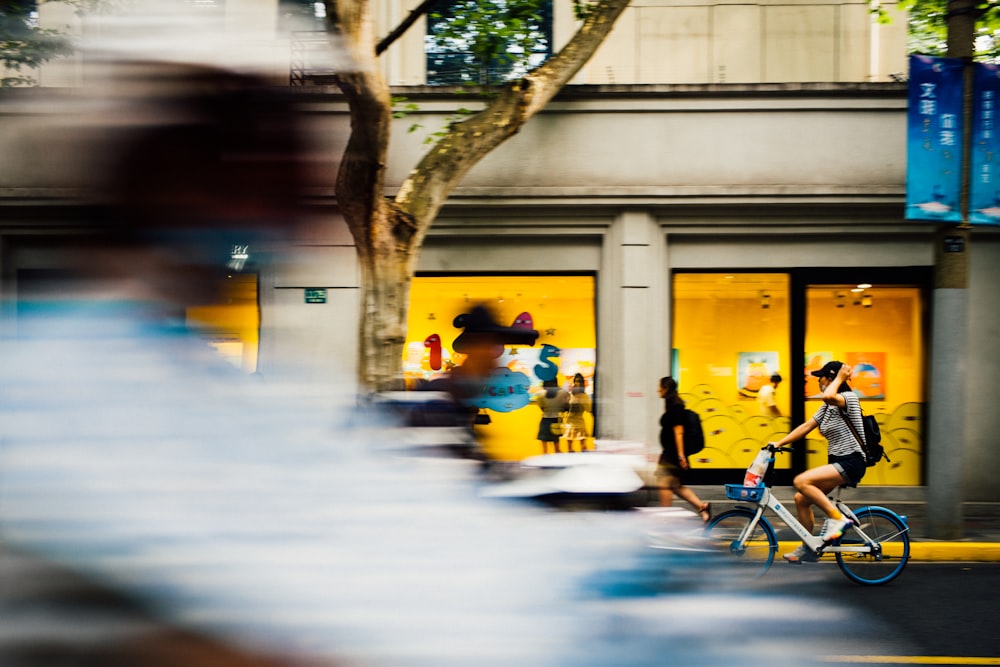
[355,205,417,390]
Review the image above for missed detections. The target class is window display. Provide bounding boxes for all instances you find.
[804,285,925,484]
[406,275,596,460]
[673,273,925,486]
[672,274,792,471]
[186,273,260,373]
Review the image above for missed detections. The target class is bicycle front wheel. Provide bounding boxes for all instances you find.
[705,508,778,578]
[835,506,910,585]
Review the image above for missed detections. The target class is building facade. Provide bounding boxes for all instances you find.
[3,1,1000,502]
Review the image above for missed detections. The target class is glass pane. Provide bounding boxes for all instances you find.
[186,273,260,373]
[425,0,553,86]
[672,274,791,471]
[279,0,325,31]
[804,284,924,485]
[406,275,595,460]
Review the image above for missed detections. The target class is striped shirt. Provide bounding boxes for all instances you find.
[812,391,866,457]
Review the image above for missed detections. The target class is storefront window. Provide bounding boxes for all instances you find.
[406,275,596,460]
[673,273,925,486]
[672,273,792,472]
[186,273,260,373]
[804,284,924,485]
[17,266,260,374]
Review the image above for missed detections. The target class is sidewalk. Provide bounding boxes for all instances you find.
[677,485,1000,562]
[487,449,1000,562]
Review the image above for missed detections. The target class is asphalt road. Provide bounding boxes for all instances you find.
[740,561,1000,665]
[829,562,1000,661]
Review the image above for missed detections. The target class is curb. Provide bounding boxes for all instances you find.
[775,541,1000,562]
[908,542,1000,562]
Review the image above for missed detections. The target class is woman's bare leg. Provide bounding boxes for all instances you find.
[675,485,711,520]
[792,464,845,533]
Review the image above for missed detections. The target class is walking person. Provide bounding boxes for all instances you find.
[655,377,711,523]
[563,373,592,452]
[534,378,569,454]
[757,373,783,417]
[768,361,866,563]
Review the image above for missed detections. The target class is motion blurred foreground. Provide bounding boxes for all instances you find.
[0,14,890,667]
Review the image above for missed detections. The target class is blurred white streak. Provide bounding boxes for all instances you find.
[76,1,354,77]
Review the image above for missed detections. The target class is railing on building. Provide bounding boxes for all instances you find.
[289,31,337,86]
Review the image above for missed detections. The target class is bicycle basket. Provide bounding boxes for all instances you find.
[725,484,765,502]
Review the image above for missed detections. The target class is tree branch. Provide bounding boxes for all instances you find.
[375,0,439,55]
[394,0,631,236]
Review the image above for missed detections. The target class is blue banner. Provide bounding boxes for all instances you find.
[970,63,1000,225]
[906,55,966,223]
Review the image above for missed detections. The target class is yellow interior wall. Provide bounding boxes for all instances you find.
[673,274,792,472]
[407,276,596,461]
[803,287,924,485]
[186,273,259,373]
[673,275,924,486]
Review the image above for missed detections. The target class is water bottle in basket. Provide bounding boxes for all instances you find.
[742,448,770,488]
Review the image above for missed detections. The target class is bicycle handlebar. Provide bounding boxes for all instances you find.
[764,443,795,454]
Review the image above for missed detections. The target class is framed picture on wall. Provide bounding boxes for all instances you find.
[847,352,886,399]
[737,351,779,398]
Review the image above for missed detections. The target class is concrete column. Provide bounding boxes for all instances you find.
[927,285,968,538]
[598,210,665,450]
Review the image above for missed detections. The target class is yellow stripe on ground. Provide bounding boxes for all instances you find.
[775,541,1000,562]
[821,657,1000,664]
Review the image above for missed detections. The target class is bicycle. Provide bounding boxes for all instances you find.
[705,444,910,585]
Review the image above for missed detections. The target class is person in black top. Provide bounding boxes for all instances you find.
[654,377,711,522]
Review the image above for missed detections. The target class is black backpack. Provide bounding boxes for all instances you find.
[682,408,706,456]
[859,414,888,467]
[840,407,889,467]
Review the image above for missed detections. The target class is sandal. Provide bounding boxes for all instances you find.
[698,503,712,524]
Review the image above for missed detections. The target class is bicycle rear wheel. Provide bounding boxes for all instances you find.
[704,508,777,578]
[835,506,910,585]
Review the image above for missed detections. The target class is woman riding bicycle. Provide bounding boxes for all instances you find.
[768,360,867,563]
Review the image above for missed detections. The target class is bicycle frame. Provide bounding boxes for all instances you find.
[740,486,903,557]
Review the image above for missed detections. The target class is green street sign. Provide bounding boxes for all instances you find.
[304,288,327,304]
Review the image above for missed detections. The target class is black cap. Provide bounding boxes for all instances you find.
[451,304,539,352]
[810,360,843,380]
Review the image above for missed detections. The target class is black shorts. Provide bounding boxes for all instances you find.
[830,452,866,487]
